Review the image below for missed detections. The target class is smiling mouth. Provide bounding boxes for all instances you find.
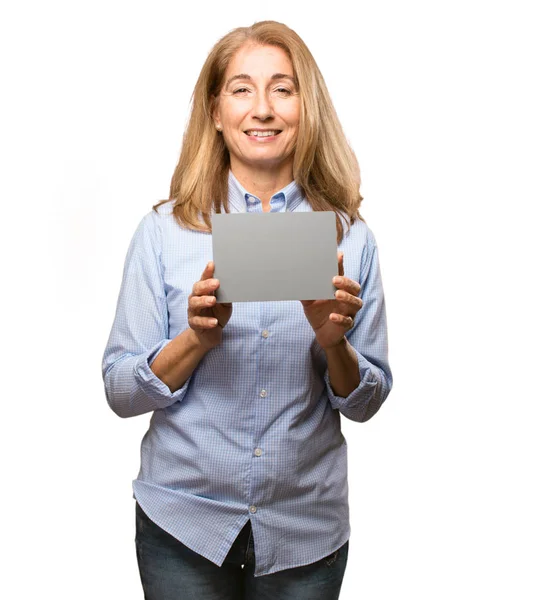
[244,130,282,137]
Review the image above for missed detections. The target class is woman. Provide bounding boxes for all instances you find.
[102,20,392,600]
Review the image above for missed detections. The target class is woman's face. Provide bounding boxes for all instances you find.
[213,43,300,178]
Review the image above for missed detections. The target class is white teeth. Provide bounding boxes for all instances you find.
[246,130,279,137]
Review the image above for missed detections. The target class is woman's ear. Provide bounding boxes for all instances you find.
[210,95,221,130]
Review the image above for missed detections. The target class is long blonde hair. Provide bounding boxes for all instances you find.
[154,20,365,243]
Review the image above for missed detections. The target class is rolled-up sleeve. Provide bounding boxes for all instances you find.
[101,211,191,418]
[324,227,393,422]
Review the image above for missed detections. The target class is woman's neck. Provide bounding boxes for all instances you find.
[230,161,294,206]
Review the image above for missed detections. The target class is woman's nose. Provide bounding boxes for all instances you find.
[252,90,274,121]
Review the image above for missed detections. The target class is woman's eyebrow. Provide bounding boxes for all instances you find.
[224,73,296,90]
[271,73,296,84]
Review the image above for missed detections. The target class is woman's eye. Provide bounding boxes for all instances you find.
[231,87,293,96]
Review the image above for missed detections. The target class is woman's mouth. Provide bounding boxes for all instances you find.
[244,129,282,137]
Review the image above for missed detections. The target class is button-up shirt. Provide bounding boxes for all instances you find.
[101,170,392,576]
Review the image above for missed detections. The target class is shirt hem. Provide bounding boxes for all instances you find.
[252,528,351,577]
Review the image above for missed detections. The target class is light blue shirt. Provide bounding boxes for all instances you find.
[102,170,392,577]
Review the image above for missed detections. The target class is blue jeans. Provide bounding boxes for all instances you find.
[135,502,348,600]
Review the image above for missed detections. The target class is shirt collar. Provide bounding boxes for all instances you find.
[227,170,304,213]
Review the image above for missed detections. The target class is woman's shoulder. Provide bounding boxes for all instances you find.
[125,202,177,254]
[138,200,179,233]
[141,199,212,244]
[151,199,176,220]
[345,212,377,248]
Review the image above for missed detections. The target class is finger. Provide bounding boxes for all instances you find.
[338,252,344,277]
[191,262,218,295]
[332,276,361,296]
[334,289,363,311]
[201,261,215,280]
[191,277,219,296]
[188,295,216,311]
[329,313,355,328]
[189,315,218,329]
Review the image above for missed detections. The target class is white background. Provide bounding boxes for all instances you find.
[1,1,549,598]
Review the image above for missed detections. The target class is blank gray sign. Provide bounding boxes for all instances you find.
[211,211,339,302]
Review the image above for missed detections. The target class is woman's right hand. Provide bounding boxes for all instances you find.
[187,261,233,350]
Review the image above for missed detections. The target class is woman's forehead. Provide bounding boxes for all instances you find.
[224,43,294,80]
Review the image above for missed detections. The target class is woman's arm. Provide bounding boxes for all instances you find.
[149,328,209,394]
[102,212,200,418]
[324,337,360,398]
[150,261,233,392]
[321,228,393,423]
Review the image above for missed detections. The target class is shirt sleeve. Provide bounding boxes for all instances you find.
[101,210,192,418]
[324,226,393,422]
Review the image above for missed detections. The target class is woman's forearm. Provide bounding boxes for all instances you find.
[150,328,210,393]
[324,337,360,398]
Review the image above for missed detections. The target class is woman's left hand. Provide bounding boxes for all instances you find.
[300,252,363,350]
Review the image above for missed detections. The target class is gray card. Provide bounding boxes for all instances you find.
[211,211,338,302]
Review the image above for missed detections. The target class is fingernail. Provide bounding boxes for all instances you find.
[333,276,343,284]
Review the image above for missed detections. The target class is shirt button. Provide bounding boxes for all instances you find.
[260,389,267,398]
[254,448,263,457]
[261,329,269,338]
[249,505,257,514]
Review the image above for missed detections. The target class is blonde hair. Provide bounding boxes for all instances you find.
[154,20,365,243]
